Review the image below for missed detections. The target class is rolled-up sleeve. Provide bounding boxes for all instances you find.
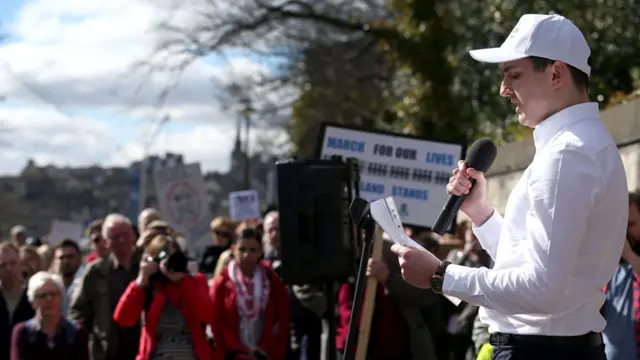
[442,145,600,314]
[472,210,504,260]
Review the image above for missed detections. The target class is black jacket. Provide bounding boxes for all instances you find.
[0,289,35,360]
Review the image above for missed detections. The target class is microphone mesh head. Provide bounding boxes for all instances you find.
[465,138,498,173]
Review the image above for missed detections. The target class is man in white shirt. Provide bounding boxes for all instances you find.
[391,14,628,359]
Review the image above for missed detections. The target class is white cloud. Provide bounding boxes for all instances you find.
[0,106,113,171]
[0,0,288,175]
[0,104,282,175]
[106,121,241,170]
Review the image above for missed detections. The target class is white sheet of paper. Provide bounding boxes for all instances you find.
[370,197,405,242]
[371,197,462,307]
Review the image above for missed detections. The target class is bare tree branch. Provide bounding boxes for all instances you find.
[126,0,396,154]
[139,0,390,88]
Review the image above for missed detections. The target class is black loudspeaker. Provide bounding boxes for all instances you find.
[276,158,357,285]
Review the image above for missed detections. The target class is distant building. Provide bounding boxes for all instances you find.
[0,126,277,238]
[0,159,130,237]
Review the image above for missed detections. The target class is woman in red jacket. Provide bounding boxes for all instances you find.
[210,228,290,360]
[113,234,219,360]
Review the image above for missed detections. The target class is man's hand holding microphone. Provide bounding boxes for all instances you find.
[391,138,498,289]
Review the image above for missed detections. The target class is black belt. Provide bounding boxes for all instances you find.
[489,332,603,347]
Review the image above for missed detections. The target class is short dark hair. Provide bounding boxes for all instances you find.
[529,56,589,92]
[237,228,262,245]
[57,239,80,254]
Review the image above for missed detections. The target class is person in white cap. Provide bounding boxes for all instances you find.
[391,14,626,359]
[10,225,28,247]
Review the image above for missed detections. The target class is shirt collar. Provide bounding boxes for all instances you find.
[533,102,600,151]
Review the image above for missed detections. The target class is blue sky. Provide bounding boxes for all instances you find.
[0,0,21,23]
[0,0,288,175]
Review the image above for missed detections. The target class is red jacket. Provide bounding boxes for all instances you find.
[209,265,290,359]
[113,274,221,360]
[335,283,408,359]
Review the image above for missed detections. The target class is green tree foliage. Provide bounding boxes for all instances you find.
[384,0,470,143]
[289,36,400,157]
[382,1,640,144]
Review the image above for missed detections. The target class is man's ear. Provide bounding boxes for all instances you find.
[550,61,568,90]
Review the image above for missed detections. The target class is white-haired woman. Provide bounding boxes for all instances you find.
[10,271,88,360]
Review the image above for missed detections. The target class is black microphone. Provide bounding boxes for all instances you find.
[431,138,498,235]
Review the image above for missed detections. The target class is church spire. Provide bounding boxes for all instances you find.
[234,117,241,152]
[230,117,243,171]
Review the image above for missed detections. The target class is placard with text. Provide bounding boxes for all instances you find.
[229,190,261,221]
[317,124,464,230]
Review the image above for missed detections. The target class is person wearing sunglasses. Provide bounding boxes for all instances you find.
[84,219,108,265]
[199,217,235,275]
[10,271,88,360]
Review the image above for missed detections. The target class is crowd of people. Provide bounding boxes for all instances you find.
[0,195,638,360]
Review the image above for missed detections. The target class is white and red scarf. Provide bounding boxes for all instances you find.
[228,260,270,348]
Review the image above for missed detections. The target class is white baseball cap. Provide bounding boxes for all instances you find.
[10,225,27,236]
[469,14,591,76]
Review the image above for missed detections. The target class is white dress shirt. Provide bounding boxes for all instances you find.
[442,102,628,336]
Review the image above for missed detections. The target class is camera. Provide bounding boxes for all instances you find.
[148,248,188,273]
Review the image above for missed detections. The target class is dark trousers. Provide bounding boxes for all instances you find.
[286,291,322,360]
[490,333,606,360]
[337,351,407,360]
[450,333,473,360]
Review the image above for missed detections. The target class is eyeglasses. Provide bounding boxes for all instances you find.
[35,291,61,300]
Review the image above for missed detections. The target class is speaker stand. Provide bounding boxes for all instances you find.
[324,281,337,360]
[342,210,376,360]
